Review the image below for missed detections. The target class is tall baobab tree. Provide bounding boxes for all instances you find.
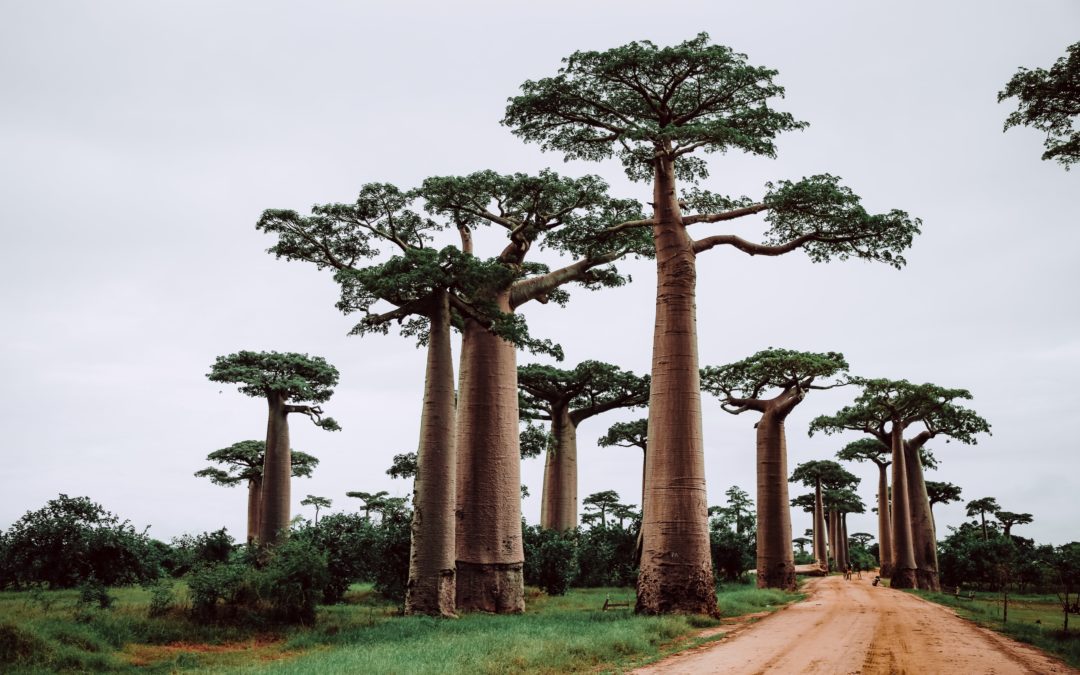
[812,379,990,589]
[195,440,319,543]
[836,438,893,576]
[965,497,1000,541]
[925,480,963,529]
[262,172,652,609]
[518,360,649,531]
[995,510,1033,538]
[701,349,848,589]
[823,487,864,572]
[790,460,857,572]
[207,351,340,547]
[503,33,921,615]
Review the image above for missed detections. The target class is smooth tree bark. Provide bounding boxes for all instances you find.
[258,186,532,616]
[417,171,651,613]
[812,379,990,590]
[518,360,649,531]
[207,352,340,548]
[195,440,319,544]
[814,482,829,569]
[504,34,920,615]
[836,438,893,576]
[701,349,848,590]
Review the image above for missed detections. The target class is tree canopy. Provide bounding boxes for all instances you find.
[207,351,340,414]
[598,418,647,451]
[195,440,319,486]
[700,348,848,413]
[966,497,1001,519]
[925,481,963,509]
[518,360,649,424]
[790,460,858,489]
[999,41,1080,168]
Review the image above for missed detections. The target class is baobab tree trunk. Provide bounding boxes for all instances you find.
[246,477,261,545]
[754,412,796,590]
[828,510,838,567]
[904,441,940,591]
[637,146,717,617]
[814,479,828,571]
[875,462,893,577]
[406,292,458,617]
[539,406,578,532]
[258,394,291,547]
[455,290,525,614]
[889,424,918,588]
[840,513,850,571]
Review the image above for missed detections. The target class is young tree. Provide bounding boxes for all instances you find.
[792,537,811,555]
[925,480,963,529]
[504,33,920,615]
[195,440,319,543]
[836,438,893,576]
[207,351,340,547]
[999,41,1080,168]
[518,361,649,531]
[994,511,1034,538]
[582,490,621,528]
[346,490,390,521]
[599,418,649,561]
[965,497,1001,541]
[790,461,857,573]
[850,532,875,548]
[812,379,990,589]
[701,349,848,589]
[301,495,332,526]
[1050,542,1080,633]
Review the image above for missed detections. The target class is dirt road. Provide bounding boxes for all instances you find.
[634,574,1076,674]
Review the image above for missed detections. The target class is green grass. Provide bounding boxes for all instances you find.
[910,589,1080,669]
[0,581,803,673]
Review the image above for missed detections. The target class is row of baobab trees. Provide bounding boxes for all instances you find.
[205,34,938,618]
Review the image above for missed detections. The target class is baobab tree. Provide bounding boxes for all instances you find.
[999,41,1080,168]
[995,510,1034,538]
[823,488,864,572]
[812,379,990,589]
[347,490,389,521]
[582,490,622,528]
[518,360,649,531]
[792,537,811,556]
[790,461,857,572]
[965,497,1001,541]
[701,348,848,589]
[925,480,963,529]
[207,351,340,548]
[836,438,893,576]
[195,440,320,544]
[301,495,331,526]
[504,33,920,615]
[599,418,648,561]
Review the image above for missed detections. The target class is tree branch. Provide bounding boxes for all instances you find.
[682,203,767,226]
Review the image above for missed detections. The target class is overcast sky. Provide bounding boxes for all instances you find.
[1,1,1077,550]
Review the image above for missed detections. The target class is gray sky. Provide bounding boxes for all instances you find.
[1,1,1077,549]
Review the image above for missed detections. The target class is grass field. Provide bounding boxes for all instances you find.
[911,589,1080,669]
[0,581,803,673]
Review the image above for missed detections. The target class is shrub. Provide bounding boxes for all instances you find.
[523,527,577,595]
[290,513,379,603]
[369,511,411,603]
[0,495,161,589]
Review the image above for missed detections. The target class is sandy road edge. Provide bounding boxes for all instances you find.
[614,579,819,674]
[892,588,1080,674]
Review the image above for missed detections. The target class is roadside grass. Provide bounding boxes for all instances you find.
[0,580,803,674]
[910,589,1080,669]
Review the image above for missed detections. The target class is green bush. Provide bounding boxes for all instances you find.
[369,511,411,603]
[0,494,161,589]
[523,528,578,595]
[291,513,380,603]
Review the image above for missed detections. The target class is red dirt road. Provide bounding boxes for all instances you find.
[634,575,1077,674]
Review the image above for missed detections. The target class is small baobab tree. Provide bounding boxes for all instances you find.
[347,490,389,521]
[811,379,989,590]
[836,438,893,576]
[582,490,621,528]
[790,461,857,572]
[995,510,1034,538]
[504,32,921,616]
[925,480,963,530]
[701,348,848,589]
[301,495,331,526]
[195,440,319,543]
[965,497,1001,541]
[792,537,811,556]
[207,351,340,547]
[518,361,649,531]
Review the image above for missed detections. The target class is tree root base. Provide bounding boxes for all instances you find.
[455,561,524,614]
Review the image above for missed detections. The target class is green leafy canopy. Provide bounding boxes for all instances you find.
[518,360,650,423]
[999,41,1080,168]
[701,348,848,403]
[207,351,339,405]
[195,440,319,486]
